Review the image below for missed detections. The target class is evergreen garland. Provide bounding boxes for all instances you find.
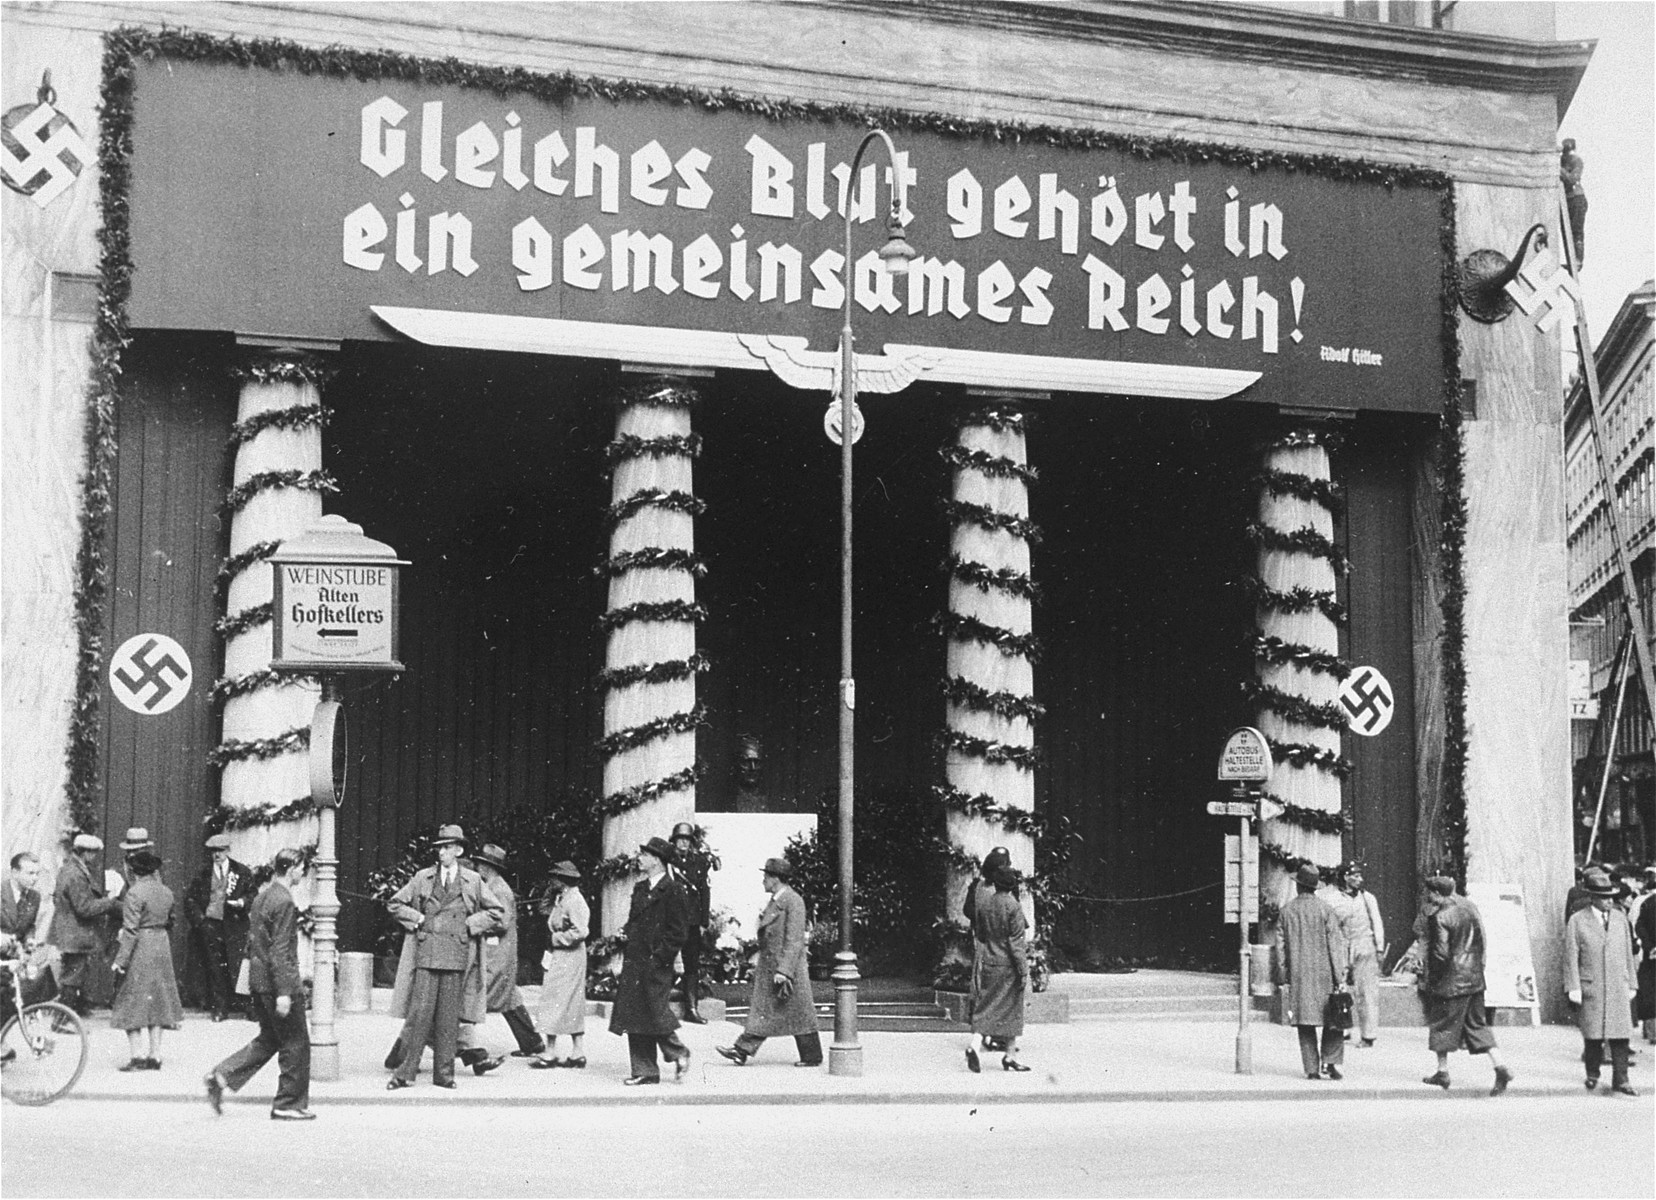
[1250,467,1345,515]
[1241,680,1349,732]
[944,555,1041,601]
[596,703,708,758]
[210,667,318,705]
[205,795,320,833]
[1262,794,1351,836]
[596,598,708,633]
[1272,739,1354,778]
[1243,520,1349,573]
[207,725,310,767]
[939,498,1043,545]
[941,675,1045,722]
[933,610,1043,660]
[597,654,711,691]
[1238,576,1346,624]
[220,468,338,517]
[215,601,272,639]
[605,432,702,464]
[952,408,1030,434]
[216,538,284,600]
[227,402,330,451]
[939,443,1040,485]
[1437,189,1469,884]
[593,764,704,818]
[229,357,335,389]
[617,380,697,410]
[603,488,705,529]
[1247,633,1349,678]
[932,783,1046,836]
[937,728,1040,770]
[597,547,707,580]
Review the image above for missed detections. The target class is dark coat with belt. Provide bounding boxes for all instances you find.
[1564,905,1636,1040]
[743,884,818,1038]
[184,858,256,928]
[1424,894,1487,998]
[387,865,505,1024]
[609,872,689,1036]
[246,880,304,997]
[1,881,41,942]
[48,854,120,954]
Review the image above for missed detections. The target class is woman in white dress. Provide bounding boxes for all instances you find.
[531,861,590,1069]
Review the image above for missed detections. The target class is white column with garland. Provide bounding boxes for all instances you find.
[1247,428,1349,913]
[597,379,705,934]
[214,351,334,868]
[939,407,1041,927]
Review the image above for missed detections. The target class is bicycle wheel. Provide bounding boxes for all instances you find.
[0,1001,88,1106]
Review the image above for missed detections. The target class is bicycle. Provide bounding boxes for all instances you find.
[0,950,88,1106]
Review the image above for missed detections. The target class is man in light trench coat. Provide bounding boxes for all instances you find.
[716,857,823,1068]
[1565,867,1639,1095]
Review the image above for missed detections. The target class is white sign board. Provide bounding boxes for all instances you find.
[1465,883,1540,1020]
[1223,833,1259,924]
[1217,727,1272,782]
[272,561,401,670]
[1567,658,1592,702]
[1570,697,1600,721]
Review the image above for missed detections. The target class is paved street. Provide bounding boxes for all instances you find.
[4,1094,1650,1197]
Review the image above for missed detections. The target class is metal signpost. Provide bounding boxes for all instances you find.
[1214,726,1274,1074]
[268,514,406,1080]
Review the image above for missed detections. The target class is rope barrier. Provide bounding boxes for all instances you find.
[1047,882,1222,905]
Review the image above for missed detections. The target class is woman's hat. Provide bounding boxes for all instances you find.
[475,843,509,871]
[431,824,467,847]
[549,860,582,882]
[1581,868,1619,897]
[119,827,154,851]
[761,857,792,879]
[126,850,161,875]
[1294,863,1323,890]
[639,836,677,865]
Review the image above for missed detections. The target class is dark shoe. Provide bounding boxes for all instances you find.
[510,1049,543,1058]
[1611,1083,1638,1096]
[623,1075,659,1086]
[1002,1057,1031,1073]
[1306,1072,1323,1080]
[118,1058,148,1073]
[716,1045,748,1066]
[458,1047,487,1067]
[385,1078,413,1091]
[528,1057,563,1070]
[433,1079,457,1089]
[682,1010,707,1025]
[1322,1064,1343,1081]
[1358,1038,1376,1048]
[382,1039,404,1072]
[204,1072,225,1116]
[1423,1071,1451,1090]
[965,1047,980,1074]
[674,1049,692,1082]
[1585,1075,1599,1091]
[795,1060,821,1068]
[566,1056,586,1069]
[143,1058,161,1070]
[1490,1067,1514,1096]
[472,1054,506,1076]
[270,1107,316,1121]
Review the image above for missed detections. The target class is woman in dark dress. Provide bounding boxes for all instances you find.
[965,863,1030,1073]
[110,851,184,1070]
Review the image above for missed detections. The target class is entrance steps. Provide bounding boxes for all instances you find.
[1047,969,1258,1022]
[718,978,956,1033]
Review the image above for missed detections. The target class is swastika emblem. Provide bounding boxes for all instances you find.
[109,633,193,716]
[1,73,90,209]
[1503,249,1580,334]
[1337,664,1394,738]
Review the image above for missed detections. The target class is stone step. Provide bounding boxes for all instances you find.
[1045,971,1241,999]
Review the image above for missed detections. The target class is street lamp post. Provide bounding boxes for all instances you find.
[829,128,917,1078]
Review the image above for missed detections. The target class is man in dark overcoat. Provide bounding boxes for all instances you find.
[717,857,822,1067]
[384,825,506,1090]
[609,837,692,1085]
[670,822,711,1024]
[1564,867,1639,1095]
[1278,863,1348,1081]
[47,834,122,1016]
[205,848,314,1119]
[185,833,255,1021]
[1419,875,1514,1094]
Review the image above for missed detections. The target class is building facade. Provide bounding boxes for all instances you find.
[1,1,1589,1012]
[1566,281,1655,867]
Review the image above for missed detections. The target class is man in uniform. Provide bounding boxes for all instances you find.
[48,834,122,1016]
[670,822,711,1023]
[186,833,255,1021]
[384,825,506,1090]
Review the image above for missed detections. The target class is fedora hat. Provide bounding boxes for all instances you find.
[431,824,467,847]
[475,843,509,871]
[638,836,677,866]
[1294,863,1323,890]
[119,827,154,851]
[204,833,232,852]
[760,857,792,879]
[1581,868,1619,897]
[549,860,582,882]
[72,833,104,852]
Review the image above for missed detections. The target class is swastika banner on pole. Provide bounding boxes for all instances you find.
[1337,664,1394,737]
[109,633,192,715]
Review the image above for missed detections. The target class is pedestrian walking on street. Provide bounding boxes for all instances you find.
[471,844,546,1059]
[1278,863,1348,1081]
[962,846,1012,1059]
[1329,861,1385,1047]
[185,832,254,1022]
[47,834,121,1017]
[1564,867,1639,1095]
[531,860,589,1070]
[717,857,822,1069]
[964,860,1030,1073]
[109,850,183,1071]
[1634,866,1656,1044]
[609,837,692,1085]
[670,822,712,1025]
[384,825,506,1090]
[204,849,313,1120]
[1418,875,1514,1095]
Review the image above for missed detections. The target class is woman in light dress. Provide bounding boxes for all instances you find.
[531,861,589,1069]
[110,850,184,1071]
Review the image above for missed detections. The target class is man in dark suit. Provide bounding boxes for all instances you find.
[204,848,314,1120]
[2,852,54,1024]
[384,825,505,1090]
[47,834,122,1016]
[186,833,255,1021]
[609,837,693,1085]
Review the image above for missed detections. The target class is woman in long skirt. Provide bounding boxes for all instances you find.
[531,861,590,1069]
[110,850,184,1071]
[965,862,1030,1072]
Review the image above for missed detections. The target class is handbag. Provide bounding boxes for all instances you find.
[1324,988,1354,1030]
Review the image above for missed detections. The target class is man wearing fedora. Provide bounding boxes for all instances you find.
[470,843,546,1059]
[1278,863,1349,1081]
[1564,866,1639,1095]
[609,836,693,1085]
[48,833,122,1017]
[1419,875,1514,1095]
[384,825,506,1090]
[186,833,255,1021]
[717,857,822,1068]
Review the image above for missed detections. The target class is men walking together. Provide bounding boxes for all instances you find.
[610,837,692,1085]
[205,848,313,1119]
[717,858,822,1068]
[1419,875,1514,1095]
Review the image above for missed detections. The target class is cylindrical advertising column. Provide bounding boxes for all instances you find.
[597,378,705,934]
[1247,427,1349,912]
[940,407,1041,928]
[214,349,333,867]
